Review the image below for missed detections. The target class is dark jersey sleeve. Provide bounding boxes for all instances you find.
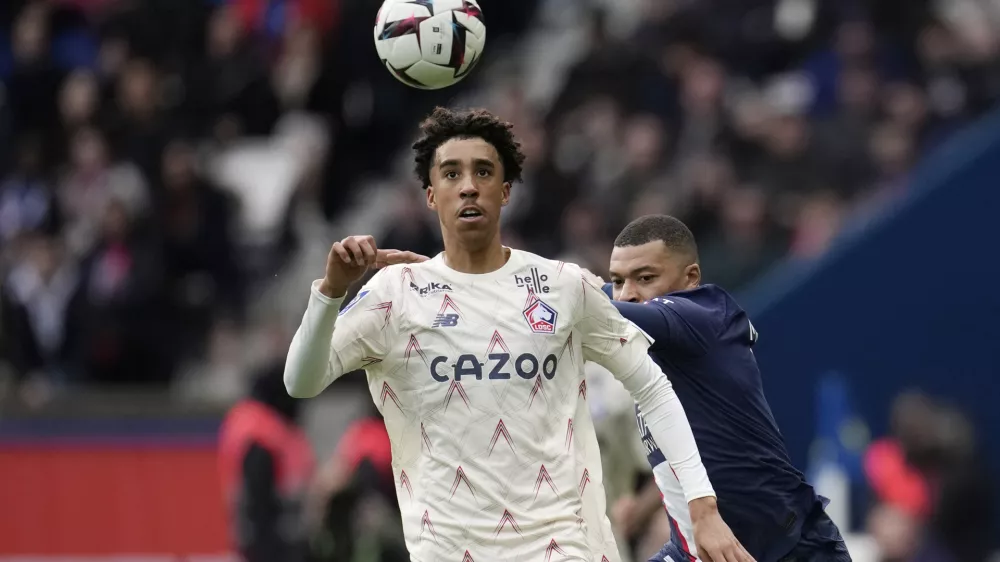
[610,298,716,356]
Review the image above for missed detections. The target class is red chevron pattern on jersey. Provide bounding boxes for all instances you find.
[533,465,558,499]
[450,466,476,500]
[488,419,515,456]
[493,509,522,537]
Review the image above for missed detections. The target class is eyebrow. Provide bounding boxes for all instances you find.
[438,158,496,169]
[609,265,659,278]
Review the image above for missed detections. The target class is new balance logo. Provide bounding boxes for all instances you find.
[432,313,459,328]
[513,267,550,294]
[410,281,452,296]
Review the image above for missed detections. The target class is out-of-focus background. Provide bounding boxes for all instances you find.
[0,0,998,560]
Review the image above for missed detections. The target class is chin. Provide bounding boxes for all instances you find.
[451,221,495,242]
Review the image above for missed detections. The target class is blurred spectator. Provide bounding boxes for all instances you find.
[78,193,167,384]
[157,138,242,353]
[1,233,81,384]
[865,391,996,562]
[7,4,61,136]
[219,363,315,562]
[306,402,407,562]
[0,135,58,248]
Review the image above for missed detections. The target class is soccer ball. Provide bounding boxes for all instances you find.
[374,0,486,90]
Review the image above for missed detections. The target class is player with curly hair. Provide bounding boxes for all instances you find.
[284,107,753,562]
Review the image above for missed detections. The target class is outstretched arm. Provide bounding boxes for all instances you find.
[284,281,373,398]
[578,278,713,501]
[284,237,401,398]
[577,274,754,562]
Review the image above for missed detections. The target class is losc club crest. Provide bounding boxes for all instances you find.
[523,294,558,334]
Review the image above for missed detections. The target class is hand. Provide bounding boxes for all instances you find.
[319,235,380,298]
[690,497,755,562]
[375,250,430,268]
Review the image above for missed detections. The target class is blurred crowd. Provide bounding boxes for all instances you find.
[1,2,998,561]
[1,0,999,400]
[864,391,995,562]
[380,0,1000,288]
[0,0,533,398]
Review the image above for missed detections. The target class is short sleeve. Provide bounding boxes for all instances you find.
[613,299,711,356]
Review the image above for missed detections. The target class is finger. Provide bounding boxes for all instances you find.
[699,548,715,562]
[331,242,351,264]
[377,250,430,267]
[726,543,751,562]
[357,237,377,267]
[738,543,756,562]
[719,547,740,562]
[362,235,378,256]
[342,237,365,267]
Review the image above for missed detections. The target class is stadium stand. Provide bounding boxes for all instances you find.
[0,0,998,560]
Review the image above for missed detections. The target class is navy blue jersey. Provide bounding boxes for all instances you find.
[603,283,825,562]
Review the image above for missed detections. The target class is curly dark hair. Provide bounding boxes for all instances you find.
[411,107,526,189]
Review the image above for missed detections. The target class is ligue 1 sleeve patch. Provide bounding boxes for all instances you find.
[522,293,558,334]
[339,289,370,316]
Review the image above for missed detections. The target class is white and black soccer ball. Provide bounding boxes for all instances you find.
[374,0,486,90]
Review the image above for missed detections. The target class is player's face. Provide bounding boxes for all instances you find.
[608,241,701,302]
[426,137,510,246]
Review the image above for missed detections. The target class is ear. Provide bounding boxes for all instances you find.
[425,186,436,210]
[501,182,511,206]
[684,263,702,289]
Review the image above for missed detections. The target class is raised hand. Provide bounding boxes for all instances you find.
[319,235,380,298]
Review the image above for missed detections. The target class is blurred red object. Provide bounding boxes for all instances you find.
[218,399,316,505]
[335,416,392,481]
[863,438,931,519]
[233,0,339,34]
[0,445,228,555]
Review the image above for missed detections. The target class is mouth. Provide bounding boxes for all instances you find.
[457,207,485,222]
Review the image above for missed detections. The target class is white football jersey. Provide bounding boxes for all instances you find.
[323,249,652,561]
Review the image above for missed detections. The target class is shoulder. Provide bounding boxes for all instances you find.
[647,285,733,333]
[339,266,408,317]
[364,262,430,295]
[655,284,755,342]
[511,250,576,277]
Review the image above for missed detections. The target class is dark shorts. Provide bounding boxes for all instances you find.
[648,541,693,562]
[648,507,852,562]
[776,507,852,562]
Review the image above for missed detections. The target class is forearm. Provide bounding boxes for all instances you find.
[613,349,715,502]
[284,280,346,398]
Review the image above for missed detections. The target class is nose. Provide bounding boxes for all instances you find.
[459,176,479,198]
[619,281,642,303]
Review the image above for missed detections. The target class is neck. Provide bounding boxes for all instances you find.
[442,231,507,274]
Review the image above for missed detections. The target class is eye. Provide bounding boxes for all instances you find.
[445,171,459,180]
[476,169,491,177]
[638,275,656,283]
[611,279,623,287]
